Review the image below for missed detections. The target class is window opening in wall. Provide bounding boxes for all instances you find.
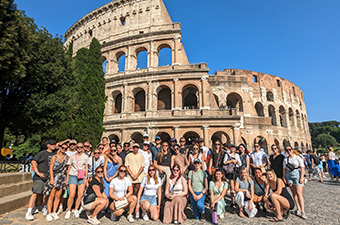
[277,79,281,87]
[266,91,274,102]
[120,17,126,26]
[88,30,93,37]
[293,86,296,96]
[117,54,126,72]
[158,47,171,66]
[253,75,258,83]
[134,90,146,112]
[157,87,171,110]
[136,50,147,69]
[102,59,107,75]
[183,86,198,109]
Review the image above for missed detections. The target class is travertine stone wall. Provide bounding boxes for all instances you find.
[65,0,311,152]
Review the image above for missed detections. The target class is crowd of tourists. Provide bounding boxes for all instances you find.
[24,135,340,224]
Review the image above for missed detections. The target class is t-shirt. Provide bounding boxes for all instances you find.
[138,149,152,174]
[125,152,145,183]
[86,177,104,196]
[67,153,89,176]
[119,151,128,164]
[141,176,162,196]
[236,177,254,192]
[156,152,171,167]
[188,169,208,192]
[109,177,132,198]
[65,150,77,157]
[250,151,266,167]
[88,156,105,178]
[151,146,161,161]
[270,154,285,179]
[283,155,305,170]
[201,146,210,159]
[32,150,54,181]
[223,152,241,167]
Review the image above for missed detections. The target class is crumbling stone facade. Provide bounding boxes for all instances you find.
[64,0,311,152]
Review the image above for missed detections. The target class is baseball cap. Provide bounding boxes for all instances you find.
[132,143,139,148]
[229,144,236,148]
[171,138,177,142]
[155,136,161,140]
[110,139,116,144]
[194,158,202,163]
[143,134,149,138]
[143,141,150,146]
[69,139,77,145]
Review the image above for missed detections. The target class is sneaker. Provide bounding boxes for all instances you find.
[74,209,80,218]
[127,214,135,223]
[87,217,100,225]
[57,206,63,215]
[142,212,149,221]
[86,210,92,219]
[46,214,53,222]
[25,212,34,221]
[65,211,71,220]
[294,210,301,217]
[42,207,48,216]
[135,210,140,220]
[301,212,308,219]
[110,212,117,221]
[173,221,178,224]
[52,212,59,220]
[32,206,38,215]
[219,213,224,219]
[199,213,206,221]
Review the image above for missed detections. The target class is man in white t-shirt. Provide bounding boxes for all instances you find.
[139,141,152,174]
[250,144,267,175]
[88,148,105,178]
[198,138,210,171]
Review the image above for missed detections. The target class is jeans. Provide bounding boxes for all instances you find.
[190,191,205,219]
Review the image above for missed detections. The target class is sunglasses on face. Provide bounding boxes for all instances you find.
[133,146,139,149]
[94,152,100,155]
[180,140,185,142]
[174,148,180,151]
[119,170,127,173]
[172,169,180,172]
[149,169,155,172]
[77,146,83,148]
[272,147,277,150]
[99,147,104,150]
[286,148,292,151]
[193,148,199,150]
[96,170,103,173]
[60,147,67,150]
[111,149,117,152]
[70,143,76,146]
[194,162,200,164]
[84,145,90,147]
[162,145,168,147]
[254,145,260,148]
[215,144,220,146]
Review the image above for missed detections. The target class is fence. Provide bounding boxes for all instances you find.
[0,161,31,173]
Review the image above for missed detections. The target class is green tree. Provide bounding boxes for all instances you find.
[74,38,106,146]
[330,127,340,144]
[315,134,337,148]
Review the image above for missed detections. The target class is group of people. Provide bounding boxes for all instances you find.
[24,134,338,224]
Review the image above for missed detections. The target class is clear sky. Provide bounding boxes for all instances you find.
[14,0,340,123]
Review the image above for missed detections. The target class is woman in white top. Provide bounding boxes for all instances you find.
[327,147,339,182]
[109,165,137,222]
[136,165,162,221]
[282,146,307,219]
[163,164,188,224]
[188,144,206,171]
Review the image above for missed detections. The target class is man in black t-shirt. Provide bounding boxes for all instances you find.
[25,140,56,221]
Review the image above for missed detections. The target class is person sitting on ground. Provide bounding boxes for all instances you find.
[263,169,295,222]
[188,158,208,221]
[82,166,109,225]
[209,169,228,220]
[109,165,137,222]
[136,165,162,221]
[234,167,258,218]
[163,164,188,224]
[252,168,267,212]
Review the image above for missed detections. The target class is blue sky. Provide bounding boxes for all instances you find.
[15,0,340,123]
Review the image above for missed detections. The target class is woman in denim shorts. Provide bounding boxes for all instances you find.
[282,146,307,220]
[136,165,162,221]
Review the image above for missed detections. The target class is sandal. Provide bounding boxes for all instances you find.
[239,210,245,218]
[283,210,290,219]
[269,217,283,222]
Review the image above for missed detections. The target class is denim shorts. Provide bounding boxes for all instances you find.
[68,175,85,185]
[286,169,303,186]
[140,194,157,206]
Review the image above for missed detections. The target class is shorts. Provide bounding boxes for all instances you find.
[140,194,157,206]
[82,200,95,211]
[310,165,321,175]
[68,175,85,185]
[32,179,46,194]
[286,169,303,186]
[225,173,236,180]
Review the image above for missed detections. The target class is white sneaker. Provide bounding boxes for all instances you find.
[174,221,178,224]
[127,214,135,223]
[142,212,149,221]
[65,211,71,220]
[57,206,63,215]
[52,212,59,220]
[135,210,140,220]
[73,209,80,218]
[46,214,53,222]
[86,210,92,219]
[87,217,100,225]
[25,212,34,221]
[219,213,224,219]
[42,207,48,216]
[110,212,116,221]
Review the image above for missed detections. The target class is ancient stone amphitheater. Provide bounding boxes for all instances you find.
[64,0,311,152]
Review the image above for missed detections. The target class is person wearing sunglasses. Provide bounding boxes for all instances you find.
[97,144,105,156]
[125,143,145,195]
[65,142,89,219]
[154,141,172,180]
[65,139,77,157]
[82,166,109,225]
[179,137,189,157]
[171,144,189,174]
[88,148,105,179]
[103,146,122,198]
[163,164,188,224]
[208,140,224,176]
[136,165,162,221]
[109,165,137,222]
[188,144,206,172]
[250,144,267,176]
[282,145,307,219]
[83,141,92,157]
[269,144,285,179]
[102,137,110,154]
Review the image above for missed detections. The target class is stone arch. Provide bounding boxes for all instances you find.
[133,88,146,112]
[279,106,287,127]
[102,56,108,75]
[211,131,231,146]
[266,91,274,102]
[255,102,264,117]
[136,47,148,69]
[116,51,126,72]
[274,139,280,148]
[226,92,243,112]
[306,143,309,151]
[254,136,268,153]
[296,110,301,128]
[131,132,143,144]
[268,105,277,126]
[294,141,299,150]
[112,91,122,113]
[157,86,172,110]
[182,84,199,109]
[156,132,171,143]
[183,131,200,143]
[213,94,220,108]
[108,134,120,144]
[283,139,290,148]
[157,43,172,66]
[288,108,294,127]
[301,142,305,152]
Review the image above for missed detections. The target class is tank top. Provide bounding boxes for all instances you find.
[190,153,202,163]
[169,177,183,194]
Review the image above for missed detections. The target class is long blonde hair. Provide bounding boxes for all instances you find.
[147,165,159,185]
[239,167,251,184]
[156,141,169,163]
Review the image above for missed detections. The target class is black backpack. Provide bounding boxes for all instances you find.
[312,155,320,165]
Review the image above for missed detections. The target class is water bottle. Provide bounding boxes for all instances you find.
[212,208,218,224]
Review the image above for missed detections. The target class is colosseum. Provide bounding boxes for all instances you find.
[64,0,312,152]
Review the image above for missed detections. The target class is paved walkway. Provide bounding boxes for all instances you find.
[1,176,339,225]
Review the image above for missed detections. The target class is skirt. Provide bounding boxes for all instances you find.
[163,196,187,224]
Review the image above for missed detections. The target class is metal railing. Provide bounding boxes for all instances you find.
[0,161,31,173]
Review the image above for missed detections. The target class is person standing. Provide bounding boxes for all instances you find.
[208,140,224,176]
[84,141,92,157]
[250,144,267,175]
[139,141,153,176]
[125,143,145,194]
[308,150,323,182]
[25,140,56,221]
[154,141,172,180]
[269,144,285,179]
[102,137,110,154]
[179,137,189,156]
[120,142,131,164]
[239,144,250,173]
[103,146,122,198]
[198,138,210,171]
[88,148,105,179]
[151,136,162,161]
[65,139,77,157]
[171,144,189,174]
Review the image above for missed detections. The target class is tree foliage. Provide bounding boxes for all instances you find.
[315,134,337,148]
[309,121,340,148]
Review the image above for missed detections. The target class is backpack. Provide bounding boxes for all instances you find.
[312,155,320,165]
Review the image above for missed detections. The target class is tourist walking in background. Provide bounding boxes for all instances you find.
[103,146,121,197]
[209,169,228,220]
[282,146,307,219]
[269,144,285,179]
[327,147,340,182]
[308,150,323,182]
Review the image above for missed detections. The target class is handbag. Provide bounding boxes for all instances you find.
[83,192,96,205]
[75,154,85,179]
[210,151,221,175]
[114,178,129,210]
[223,153,235,174]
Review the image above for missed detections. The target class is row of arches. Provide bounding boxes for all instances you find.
[266,91,304,110]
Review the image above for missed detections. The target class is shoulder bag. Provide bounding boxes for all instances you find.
[75,154,85,179]
[114,178,129,210]
[223,153,235,174]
